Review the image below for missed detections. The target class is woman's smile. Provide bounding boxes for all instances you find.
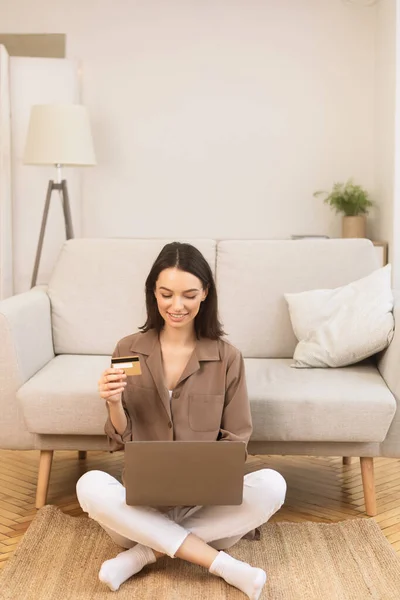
[167,312,189,322]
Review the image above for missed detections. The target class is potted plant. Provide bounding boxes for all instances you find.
[313,179,374,238]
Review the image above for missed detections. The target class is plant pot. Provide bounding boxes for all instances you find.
[342,215,367,238]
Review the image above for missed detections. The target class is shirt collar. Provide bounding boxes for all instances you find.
[129,328,220,361]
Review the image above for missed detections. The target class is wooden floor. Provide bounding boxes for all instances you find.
[1,450,400,571]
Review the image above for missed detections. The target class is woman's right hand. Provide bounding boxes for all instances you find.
[98,368,127,404]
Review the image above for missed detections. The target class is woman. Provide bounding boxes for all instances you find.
[76,242,286,599]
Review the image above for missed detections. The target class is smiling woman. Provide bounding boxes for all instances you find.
[156,270,206,326]
[154,267,209,389]
[76,241,287,599]
[140,241,223,340]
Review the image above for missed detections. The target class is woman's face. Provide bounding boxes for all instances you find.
[154,268,208,330]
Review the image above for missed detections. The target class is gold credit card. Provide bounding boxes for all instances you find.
[111,355,142,376]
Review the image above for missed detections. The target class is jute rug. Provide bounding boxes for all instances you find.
[1,506,400,600]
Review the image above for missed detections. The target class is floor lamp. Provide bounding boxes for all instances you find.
[24,104,96,288]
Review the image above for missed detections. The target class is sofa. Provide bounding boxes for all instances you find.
[1,238,398,516]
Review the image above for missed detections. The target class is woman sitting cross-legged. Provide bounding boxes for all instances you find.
[76,241,286,600]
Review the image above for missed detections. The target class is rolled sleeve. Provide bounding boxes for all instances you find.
[104,399,132,451]
[219,350,253,459]
[103,341,133,452]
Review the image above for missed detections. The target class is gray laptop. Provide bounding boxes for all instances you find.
[124,441,246,507]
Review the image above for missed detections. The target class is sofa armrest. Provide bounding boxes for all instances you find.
[0,287,54,449]
[377,290,400,400]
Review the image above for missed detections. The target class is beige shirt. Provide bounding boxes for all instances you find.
[104,329,253,462]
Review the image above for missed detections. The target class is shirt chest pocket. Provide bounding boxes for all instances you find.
[188,394,225,432]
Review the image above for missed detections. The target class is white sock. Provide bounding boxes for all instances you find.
[209,551,267,600]
[98,544,156,591]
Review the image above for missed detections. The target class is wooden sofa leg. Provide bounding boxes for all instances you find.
[343,457,352,465]
[78,451,87,460]
[36,450,54,509]
[360,457,377,516]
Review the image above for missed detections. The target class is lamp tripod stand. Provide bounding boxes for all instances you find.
[24,105,96,288]
[31,167,74,288]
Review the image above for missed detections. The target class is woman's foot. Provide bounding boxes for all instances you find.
[99,544,156,591]
[209,551,267,600]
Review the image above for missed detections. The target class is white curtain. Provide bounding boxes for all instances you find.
[0,44,13,299]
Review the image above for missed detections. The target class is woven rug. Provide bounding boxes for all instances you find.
[1,506,400,600]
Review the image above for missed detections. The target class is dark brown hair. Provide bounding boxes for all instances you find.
[139,242,225,339]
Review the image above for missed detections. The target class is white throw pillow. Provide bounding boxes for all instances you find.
[284,264,394,368]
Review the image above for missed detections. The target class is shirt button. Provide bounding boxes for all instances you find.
[173,391,180,399]
[168,421,173,429]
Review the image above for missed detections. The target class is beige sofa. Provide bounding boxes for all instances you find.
[1,238,398,516]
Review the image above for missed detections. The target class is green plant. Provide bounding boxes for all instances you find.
[313,179,374,216]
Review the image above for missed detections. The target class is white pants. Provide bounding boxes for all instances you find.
[76,468,286,558]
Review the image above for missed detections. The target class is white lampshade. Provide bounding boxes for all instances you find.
[24,104,96,166]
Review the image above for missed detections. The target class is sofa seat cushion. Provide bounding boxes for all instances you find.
[245,358,396,443]
[17,355,397,444]
[17,356,111,435]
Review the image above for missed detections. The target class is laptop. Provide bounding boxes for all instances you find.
[124,441,246,507]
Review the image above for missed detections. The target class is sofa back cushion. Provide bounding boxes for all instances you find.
[217,239,380,358]
[48,239,216,355]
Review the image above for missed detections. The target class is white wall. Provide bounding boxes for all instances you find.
[394,0,400,289]
[0,0,378,245]
[373,0,396,278]
[0,45,13,299]
[10,58,80,292]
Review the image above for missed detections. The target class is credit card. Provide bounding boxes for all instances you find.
[111,355,142,376]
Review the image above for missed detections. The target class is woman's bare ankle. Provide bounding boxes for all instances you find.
[174,533,219,569]
[153,550,165,559]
